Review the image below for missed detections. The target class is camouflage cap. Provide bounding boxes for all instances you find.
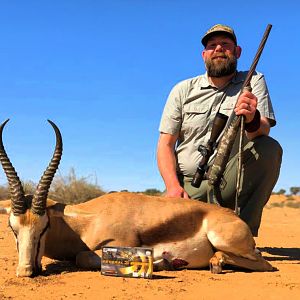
[201,24,237,47]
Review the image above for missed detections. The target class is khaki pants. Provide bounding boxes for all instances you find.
[180,135,282,236]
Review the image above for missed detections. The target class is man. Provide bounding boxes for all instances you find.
[157,24,282,236]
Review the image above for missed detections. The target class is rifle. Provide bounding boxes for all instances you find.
[207,24,272,187]
[191,24,272,189]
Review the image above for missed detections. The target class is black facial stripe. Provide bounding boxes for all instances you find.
[8,220,15,235]
[8,220,19,251]
[34,220,50,274]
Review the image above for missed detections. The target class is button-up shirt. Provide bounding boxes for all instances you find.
[159,71,276,176]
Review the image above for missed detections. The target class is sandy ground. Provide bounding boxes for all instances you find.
[0,195,299,300]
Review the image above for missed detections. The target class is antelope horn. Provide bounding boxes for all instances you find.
[31,120,63,216]
[0,119,26,215]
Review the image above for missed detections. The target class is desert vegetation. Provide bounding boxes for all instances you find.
[0,168,298,205]
[0,168,105,204]
[273,186,300,196]
[266,187,300,208]
[0,168,163,204]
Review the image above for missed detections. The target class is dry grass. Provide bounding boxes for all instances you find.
[49,168,105,204]
[0,185,9,200]
[0,168,105,204]
[266,194,300,209]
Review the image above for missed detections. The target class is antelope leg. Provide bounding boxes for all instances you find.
[76,250,102,269]
[209,251,274,273]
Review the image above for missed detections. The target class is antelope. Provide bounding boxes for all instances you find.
[0,119,273,277]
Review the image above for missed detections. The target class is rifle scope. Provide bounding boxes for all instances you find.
[191,112,228,188]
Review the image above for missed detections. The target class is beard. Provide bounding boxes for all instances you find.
[205,53,237,77]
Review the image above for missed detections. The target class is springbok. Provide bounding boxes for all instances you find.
[0,119,273,277]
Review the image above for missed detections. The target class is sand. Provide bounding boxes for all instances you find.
[0,195,299,300]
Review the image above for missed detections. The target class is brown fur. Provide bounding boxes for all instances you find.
[19,210,41,226]
[1,192,274,274]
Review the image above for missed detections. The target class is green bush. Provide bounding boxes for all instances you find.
[141,188,163,196]
[273,189,286,195]
[290,187,300,195]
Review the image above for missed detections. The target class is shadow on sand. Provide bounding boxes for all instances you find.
[43,260,80,276]
[259,247,300,262]
[42,260,176,279]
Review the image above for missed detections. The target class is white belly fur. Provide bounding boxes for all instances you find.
[150,230,214,269]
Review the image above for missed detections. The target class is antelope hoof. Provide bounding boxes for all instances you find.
[210,262,223,274]
[209,256,223,274]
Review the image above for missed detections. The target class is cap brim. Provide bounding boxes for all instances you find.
[201,31,237,47]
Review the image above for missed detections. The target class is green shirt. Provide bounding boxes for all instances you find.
[159,71,276,177]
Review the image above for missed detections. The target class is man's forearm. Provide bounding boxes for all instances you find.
[157,143,180,190]
[157,133,189,198]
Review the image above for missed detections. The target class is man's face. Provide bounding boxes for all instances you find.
[202,34,241,78]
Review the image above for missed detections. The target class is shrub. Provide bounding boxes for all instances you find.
[0,168,105,204]
[48,168,105,204]
[285,201,300,208]
[142,188,163,196]
[290,187,300,196]
[267,202,284,208]
[274,189,286,195]
[0,185,9,200]
[22,180,37,195]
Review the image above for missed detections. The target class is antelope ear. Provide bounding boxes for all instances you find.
[47,201,66,218]
[46,198,58,208]
[0,200,11,214]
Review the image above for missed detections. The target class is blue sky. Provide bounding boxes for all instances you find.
[0,1,299,193]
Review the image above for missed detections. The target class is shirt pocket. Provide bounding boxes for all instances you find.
[182,103,209,133]
[219,101,235,117]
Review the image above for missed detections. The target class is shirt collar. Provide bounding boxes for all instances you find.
[199,73,211,88]
[199,71,244,89]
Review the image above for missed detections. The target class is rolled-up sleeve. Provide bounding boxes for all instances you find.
[159,81,186,135]
[251,73,276,127]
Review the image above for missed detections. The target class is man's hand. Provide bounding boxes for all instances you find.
[164,185,190,199]
[234,90,257,123]
[233,90,271,139]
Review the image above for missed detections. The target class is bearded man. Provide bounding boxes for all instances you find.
[157,24,282,236]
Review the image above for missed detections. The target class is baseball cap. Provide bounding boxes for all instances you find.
[201,24,237,47]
